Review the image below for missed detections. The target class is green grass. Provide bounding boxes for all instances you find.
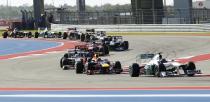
[107,32,210,36]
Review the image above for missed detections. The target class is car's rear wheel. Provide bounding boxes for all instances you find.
[63,32,68,39]
[114,61,122,74]
[3,32,8,38]
[28,32,32,38]
[81,34,85,42]
[129,63,140,77]
[99,47,105,56]
[87,62,95,75]
[104,45,109,55]
[34,32,39,38]
[76,62,84,74]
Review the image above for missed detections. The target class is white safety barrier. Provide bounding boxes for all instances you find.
[52,24,210,32]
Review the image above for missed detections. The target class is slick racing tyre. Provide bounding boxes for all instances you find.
[60,57,64,68]
[28,32,32,38]
[99,47,105,56]
[123,41,129,50]
[63,32,68,39]
[114,61,122,74]
[87,62,95,75]
[60,53,69,70]
[186,62,196,77]
[62,58,70,70]
[58,32,62,38]
[76,62,84,74]
[104,45,109,55]
[81,34,85,42]
[129,63,140,77]
[2,32,8,38]
[34,32,39,38]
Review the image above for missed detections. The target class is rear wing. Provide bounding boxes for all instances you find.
[86,29,95,33]
[96,31,106,33]
[67,27,77,31]
[107,36,122,38]
[106,36,123,41]
[96,31,106,35]
[75,45,89,51]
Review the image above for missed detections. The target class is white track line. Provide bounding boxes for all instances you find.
[178,56,194,59]
[0,94,210,98]
[46,51,61,54]
[30,54,45,56]
[8,51,64,60]
[10,56,30,59]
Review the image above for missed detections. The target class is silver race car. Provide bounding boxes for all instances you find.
[129,53,201,77]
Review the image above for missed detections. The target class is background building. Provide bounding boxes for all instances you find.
[33,0,45,28]
[193,0,210,8]
[77,0,86,12]
[192,0,210,23]
[131,0,164,24]
[174,0,192,24]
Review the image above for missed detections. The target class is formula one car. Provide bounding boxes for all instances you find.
[104,36,129,51]
[76,58,123,75]
[85,29,107,42]
[95,31,106,40]
[75,43,109,56]
[38,28,63,38]
[40,30,57,38]
[89,42,109,56]
[129,53,201,77]
[34,27,70,39]
[84,29,97,42]
[60,49,89,70]
[68,28,82,40]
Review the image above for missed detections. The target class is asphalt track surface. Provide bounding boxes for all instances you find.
[0,36,210,88]
[0,89,210,102]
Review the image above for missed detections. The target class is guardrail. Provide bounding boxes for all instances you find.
[52,24,210,32]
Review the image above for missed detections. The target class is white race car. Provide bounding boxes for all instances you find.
[129,53,201,77]
[39,28,57,38]
[104,36,129,51]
